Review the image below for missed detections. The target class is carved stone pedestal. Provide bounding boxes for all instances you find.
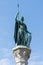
[12,46,31,65]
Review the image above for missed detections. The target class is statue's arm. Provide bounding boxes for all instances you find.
[27,31,31,35]
[15,12,19,21]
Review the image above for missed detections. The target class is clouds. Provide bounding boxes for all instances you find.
[29,61,43,65]
[0,58,15,65]
[0,58,11,65]
[0,48,15,65]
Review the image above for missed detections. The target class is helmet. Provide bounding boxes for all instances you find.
[21,16,24,22]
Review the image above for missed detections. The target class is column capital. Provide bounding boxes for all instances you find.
[12,46,31,65]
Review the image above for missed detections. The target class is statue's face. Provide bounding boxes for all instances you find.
[21,17,24,23]
[22,17,24,21]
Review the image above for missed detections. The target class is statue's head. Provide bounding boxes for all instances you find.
[21,16,24,23]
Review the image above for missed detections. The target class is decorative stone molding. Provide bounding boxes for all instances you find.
[12,46,31,65]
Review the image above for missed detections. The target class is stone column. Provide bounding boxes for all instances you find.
[12,46,31,65]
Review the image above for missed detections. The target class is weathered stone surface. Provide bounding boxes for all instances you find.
[12,46,31,65]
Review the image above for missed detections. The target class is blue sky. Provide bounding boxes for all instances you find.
[0,0,43,65]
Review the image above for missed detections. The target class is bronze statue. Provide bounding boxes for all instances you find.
[14,5,32,48]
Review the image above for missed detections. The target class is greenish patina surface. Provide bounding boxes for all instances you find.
[14,12,32,48]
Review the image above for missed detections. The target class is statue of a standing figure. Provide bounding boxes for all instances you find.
[14,5,32,48]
